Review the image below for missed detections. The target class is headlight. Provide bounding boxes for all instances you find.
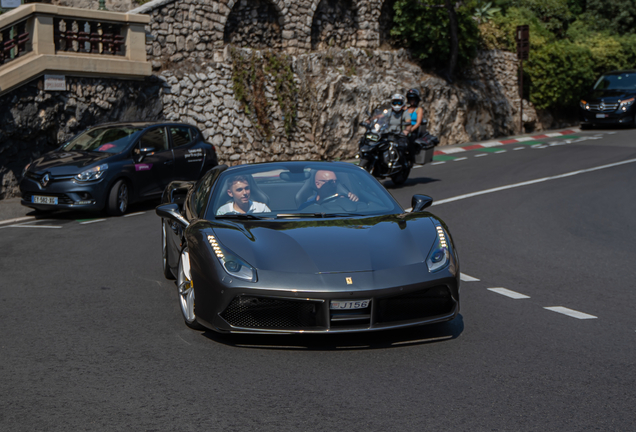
[22,163,31,177]
[365,133,380,142]
[619,97,634,111]
[75,164,108,181]
[579,100,589,110]
[207,235,257,282]
[426,224,451,272]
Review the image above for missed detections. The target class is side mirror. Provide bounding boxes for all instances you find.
[411,194,433,212]
[156,203,189,228]
[359,121,370,128]
[136,147,155,162]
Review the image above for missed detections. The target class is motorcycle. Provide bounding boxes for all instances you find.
[357,105,438,185]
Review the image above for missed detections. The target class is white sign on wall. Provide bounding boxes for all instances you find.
[44,75,67,91]
[1,0,22,8]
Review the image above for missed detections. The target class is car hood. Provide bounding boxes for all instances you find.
[30,151,113,175]
[584,89,636,102]
[208,213,439,273]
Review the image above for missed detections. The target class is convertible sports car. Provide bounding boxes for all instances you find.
[157,161,460,334]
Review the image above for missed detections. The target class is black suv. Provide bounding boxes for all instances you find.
[20,122,218,215]
[580,70,636,128]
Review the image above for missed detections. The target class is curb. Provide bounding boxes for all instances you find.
[434,129,580,156]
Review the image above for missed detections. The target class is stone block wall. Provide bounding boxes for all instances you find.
[134,0,385,67]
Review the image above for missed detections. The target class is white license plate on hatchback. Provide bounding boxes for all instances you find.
[32,196,58,205]
[330,299,370,310]
[596,113,607,118]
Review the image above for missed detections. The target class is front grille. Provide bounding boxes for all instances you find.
[376,286,455,323]
[587,103,619,112]
[221,296,321,329]
[22,193,74,205]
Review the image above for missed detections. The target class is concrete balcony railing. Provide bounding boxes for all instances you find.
[0,3,151,96]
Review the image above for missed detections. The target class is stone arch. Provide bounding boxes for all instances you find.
[378,0,396,47]
[223,0,285,49]
[310,0,359,50]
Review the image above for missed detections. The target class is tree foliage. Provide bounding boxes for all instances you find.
[391,0,481,74]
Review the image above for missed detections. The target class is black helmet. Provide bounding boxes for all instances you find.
[406,88,421,102]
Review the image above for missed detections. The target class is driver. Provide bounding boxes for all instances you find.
[299,170,359,209]
[216,175,271,215]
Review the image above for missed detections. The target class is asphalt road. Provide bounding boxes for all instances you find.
[1,128,635,431]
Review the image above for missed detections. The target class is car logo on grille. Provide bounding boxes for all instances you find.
[41,173,50,187]
[599,102,606,111]
[346,277,353,285]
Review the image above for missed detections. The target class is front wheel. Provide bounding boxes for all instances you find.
[177,248,205,330]
[106,179,129,216]
[391,166,411,185]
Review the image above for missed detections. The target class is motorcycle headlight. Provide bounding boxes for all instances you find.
[619,97,634,111]
[365,133,380,142]
[75,164,108,182]
[207,235,257,282]
[426,224,451,272]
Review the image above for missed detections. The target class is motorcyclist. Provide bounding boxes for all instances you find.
[386,94,411,134]
[403,89,424,138]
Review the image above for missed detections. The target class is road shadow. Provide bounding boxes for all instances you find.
[25,199,161,221]
[381,176,440,190]
[200,315,464,351]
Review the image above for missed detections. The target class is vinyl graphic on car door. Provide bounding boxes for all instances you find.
[170,126,204,181]
[133,127,175,197]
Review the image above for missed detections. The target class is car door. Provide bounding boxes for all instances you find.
[132,126,175,197]
[170,126,204,181]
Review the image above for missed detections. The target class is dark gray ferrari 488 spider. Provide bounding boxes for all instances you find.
[156,161,460,334]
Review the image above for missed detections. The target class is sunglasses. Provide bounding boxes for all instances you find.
[392,101,404,106]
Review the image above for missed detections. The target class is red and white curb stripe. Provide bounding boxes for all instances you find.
[434,129,578,156]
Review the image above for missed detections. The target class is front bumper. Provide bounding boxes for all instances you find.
[579,107,635,125]
[194,271,460,334]
[20,174,109,212]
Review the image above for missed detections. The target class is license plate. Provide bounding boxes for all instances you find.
[330,299,370,310]
[32,196,58,205]
[596,113,607,118]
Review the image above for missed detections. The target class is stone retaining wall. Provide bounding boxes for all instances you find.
[0,48,541,200]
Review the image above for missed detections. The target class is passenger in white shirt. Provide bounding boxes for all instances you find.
[216,175,271,215]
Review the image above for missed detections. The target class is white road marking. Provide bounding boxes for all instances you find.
[1,224,62,229]
[413,164,424,169]
[431,161,446,165]
[475,153,488,157]
[513,147,525,150]
[432,158,636,206]
[439,147,466,154]
[495,150,506,154]
[80,219,107,225]
[544,306,597,320]
[532,145,548,149]
[124,212,146,217]
[488,287,530,299]
[460,273,480,282]
[454,157,467,161]
[0,216,35,226]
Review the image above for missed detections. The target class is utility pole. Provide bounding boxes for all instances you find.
[516,25,529,134]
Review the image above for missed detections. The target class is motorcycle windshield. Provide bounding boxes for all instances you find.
[367,104,394,133]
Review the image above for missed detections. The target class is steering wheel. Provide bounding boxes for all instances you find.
[319,193,345,204]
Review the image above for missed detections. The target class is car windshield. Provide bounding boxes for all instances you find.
[593,73,636,91]
[63,126,142,153]
[207,163,403,220]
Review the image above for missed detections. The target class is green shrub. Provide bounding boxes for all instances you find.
[525,40,595,109]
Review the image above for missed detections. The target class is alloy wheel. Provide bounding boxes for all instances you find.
[118,183,129,213]
[177,249,196,324]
